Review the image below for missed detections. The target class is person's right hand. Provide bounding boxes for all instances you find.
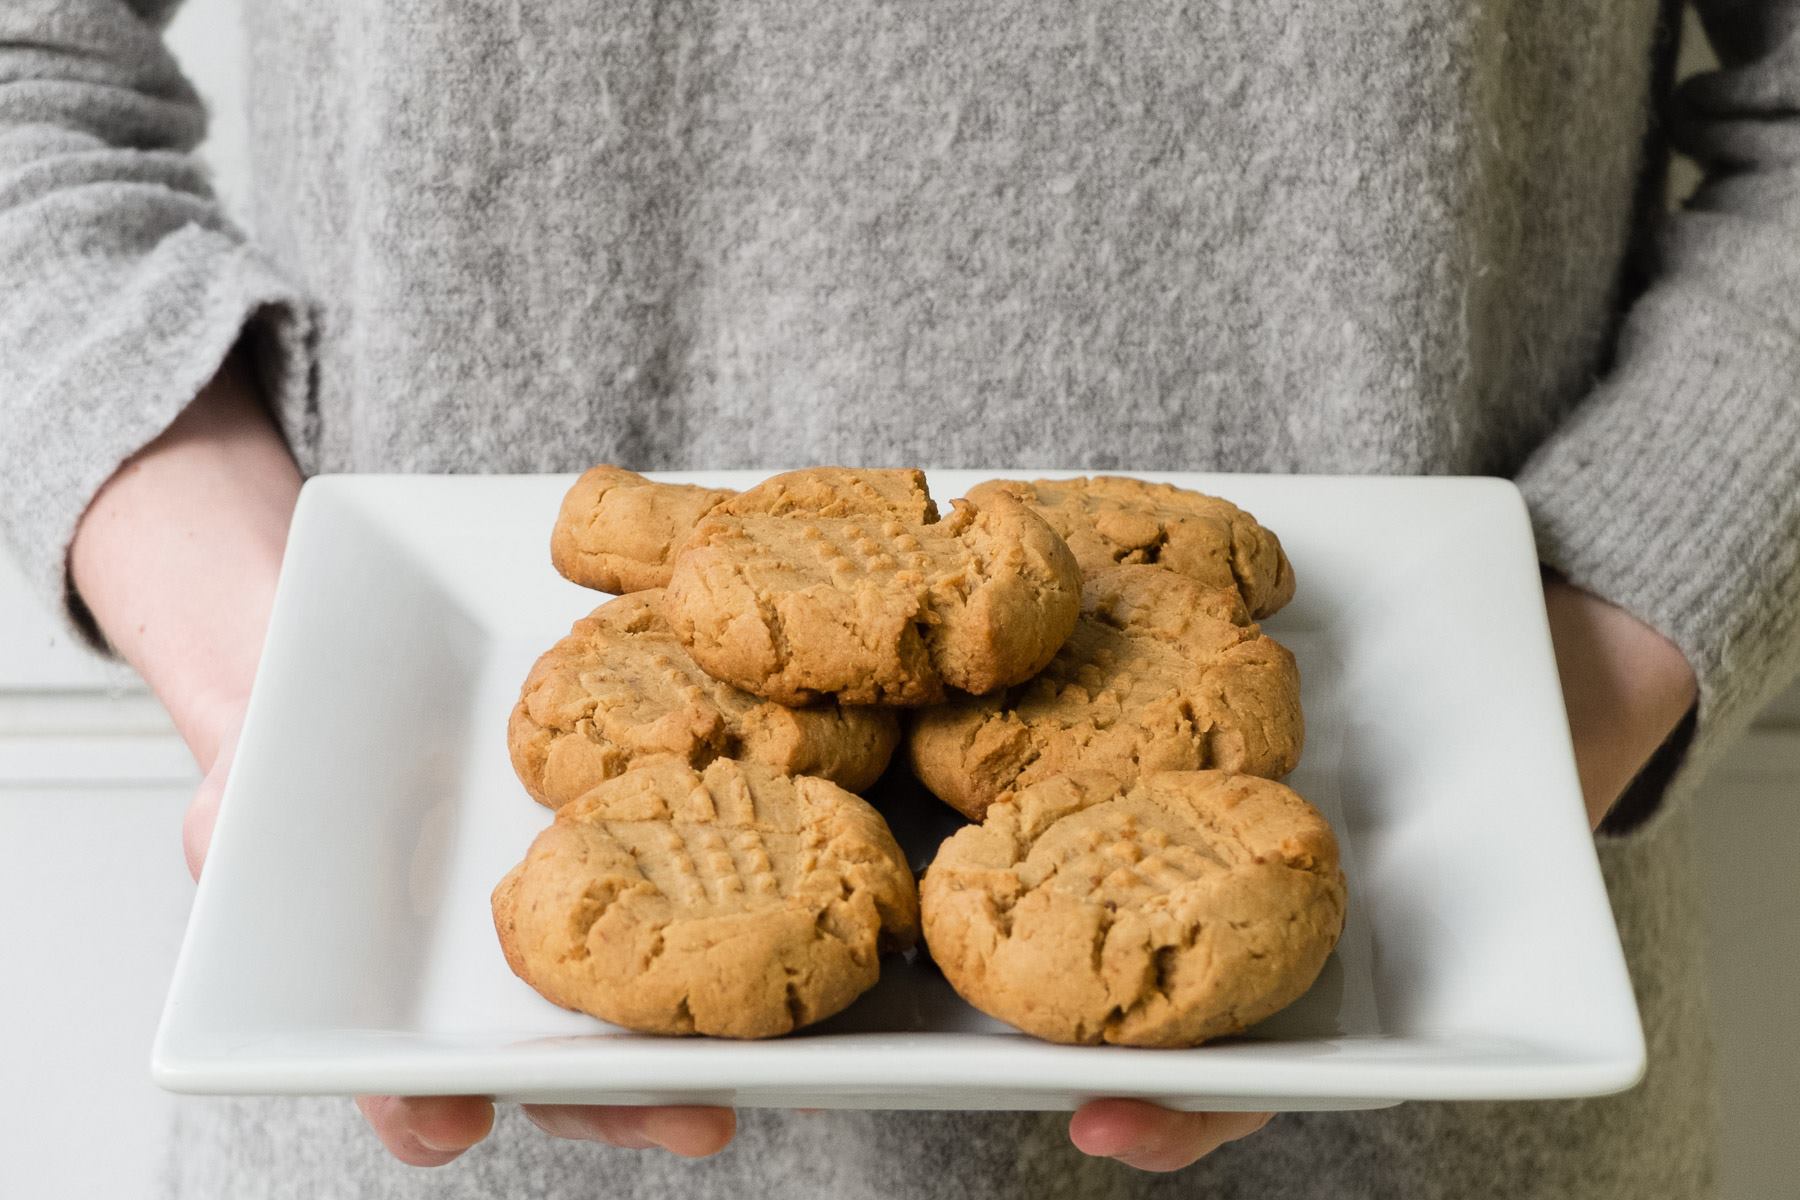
[75,357,737,1168]
[182,712,239,883]
[182,700,737,1165]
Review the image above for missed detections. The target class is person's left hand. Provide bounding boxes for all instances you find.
[1064,573,1698,1172]
[1540,574,1698,831]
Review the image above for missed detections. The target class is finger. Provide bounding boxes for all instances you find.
[183,777,223,882]
[1069,1099,1273,1172]
[355,1095,496,1167]
[521,1104,737,1157]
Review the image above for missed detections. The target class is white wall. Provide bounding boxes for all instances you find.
[169,0,253,223]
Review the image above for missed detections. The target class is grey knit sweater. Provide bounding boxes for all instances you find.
[6,0,1799,1194]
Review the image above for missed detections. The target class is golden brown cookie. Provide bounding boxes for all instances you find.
[492,758,920,1038]
[713,465,940,525]
[662,468,1082,707]
[908,564,1302,820]
[509,591,901,807]
[921,769,1345,1047]
[966,476,1295,618]
[551,465,738,593]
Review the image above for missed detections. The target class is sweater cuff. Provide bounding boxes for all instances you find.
[0,225,314,659]
[1516,283,1800,803]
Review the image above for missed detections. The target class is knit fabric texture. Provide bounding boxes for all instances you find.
[5,0,1794,1192]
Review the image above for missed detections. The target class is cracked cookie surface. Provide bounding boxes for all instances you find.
[908,564,1303,820]
[509,591,900,807]
[663,468,1082,706]
[552,465,739,593]
[967,476,1295,617]
[920,769,1345,1047]
[492,758,920,1038]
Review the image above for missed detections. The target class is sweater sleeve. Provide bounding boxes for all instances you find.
[0,0,313,652]
[1514,1,1800,796]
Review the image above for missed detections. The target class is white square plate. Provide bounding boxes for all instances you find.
[152,472,1644,1112]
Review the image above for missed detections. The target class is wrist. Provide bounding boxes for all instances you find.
[67,350,300,773]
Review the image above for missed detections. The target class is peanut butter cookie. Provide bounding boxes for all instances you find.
[551,465,944,594]
[663,468,1082,706]
[908,564,1302,820]
[967,476,1295,617]
[492,758,920,1038]
[509,591,900,807]
[552,465,738,593]
[713,465,940,525]
[920,769,1345,1047]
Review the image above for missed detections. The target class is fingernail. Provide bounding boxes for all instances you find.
[415,1118,479,1153]
[638,1108,734,1158]
[614,1130,659,1150]
[598,1113,658,1150]
[633,1116,683,1152]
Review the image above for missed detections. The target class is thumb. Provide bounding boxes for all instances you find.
[184,723,242,881]
[183,773,223,882]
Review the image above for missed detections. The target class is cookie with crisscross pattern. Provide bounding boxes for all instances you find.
[551,465,739,594]
[920,769,1344,1046]
[509,590,900,807]
[492,758,919,1038]
[663,468,1082,706]
[967,475,1295,617]
[908,564,1302,820]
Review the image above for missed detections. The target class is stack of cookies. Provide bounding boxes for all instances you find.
[491,467,1347,1047]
